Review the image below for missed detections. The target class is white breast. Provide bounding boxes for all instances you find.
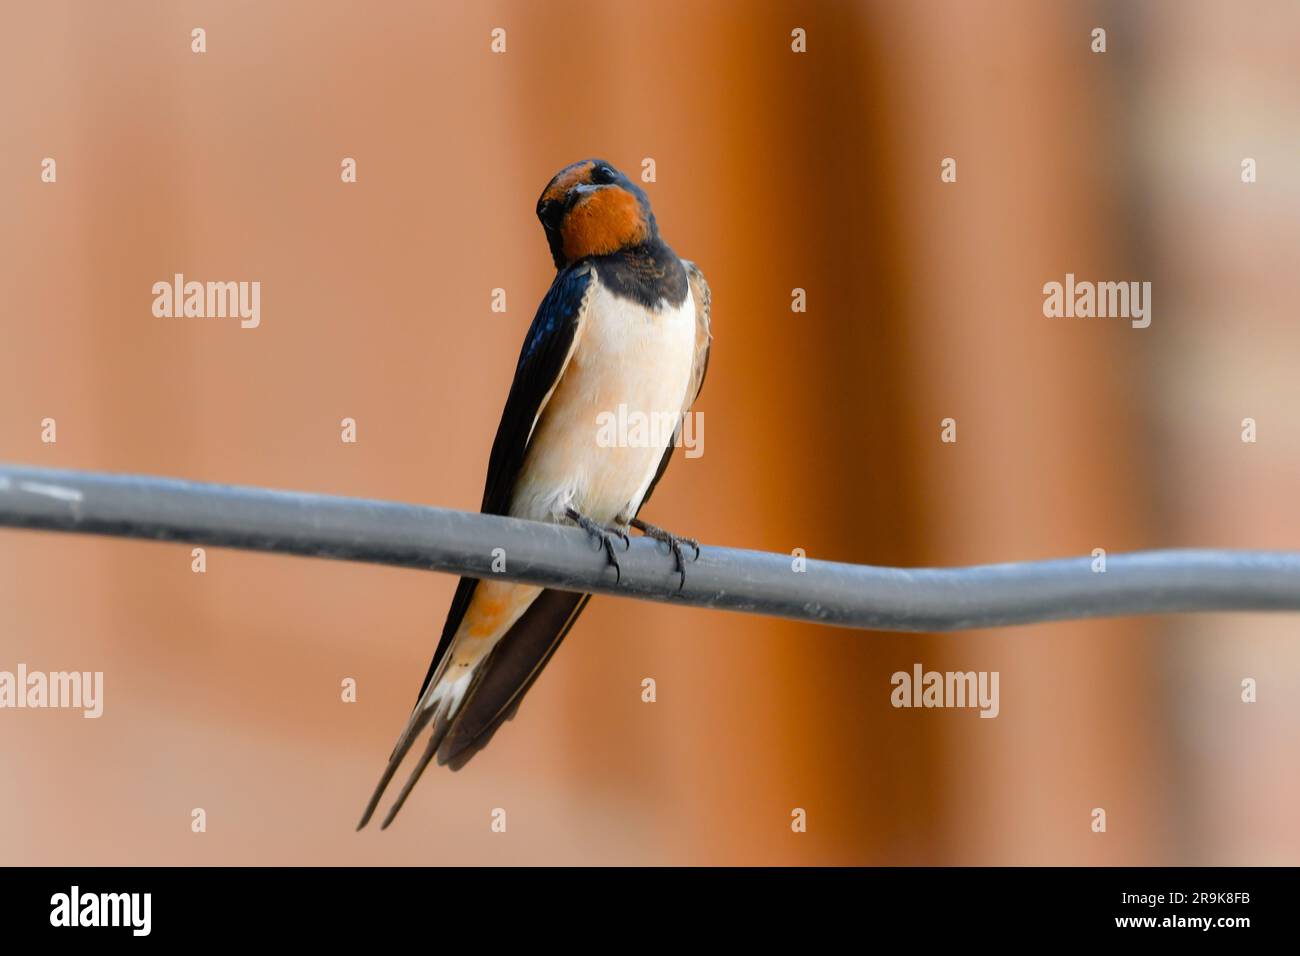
[510,278,697,526]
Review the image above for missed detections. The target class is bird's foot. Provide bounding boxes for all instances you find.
[630,518,700,591]
[566,507,630,584]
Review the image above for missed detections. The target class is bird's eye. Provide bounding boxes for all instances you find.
[592,165,617,184]
[538,200,560,226]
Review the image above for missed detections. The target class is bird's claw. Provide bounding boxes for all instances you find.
[566,507,629,585]
[630,518,700,591]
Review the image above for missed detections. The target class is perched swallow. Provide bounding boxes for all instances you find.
[358,159,712,829]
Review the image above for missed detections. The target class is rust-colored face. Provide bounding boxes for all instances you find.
[536,160,656,268]
[539,160,596,207]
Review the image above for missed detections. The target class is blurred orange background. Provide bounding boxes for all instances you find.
[2,0,1298,865]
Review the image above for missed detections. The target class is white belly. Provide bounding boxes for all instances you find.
[510,280,696,526]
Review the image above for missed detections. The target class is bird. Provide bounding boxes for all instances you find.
[358,159,712,829]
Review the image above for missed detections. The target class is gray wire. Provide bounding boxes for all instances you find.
[2,464,1298,632]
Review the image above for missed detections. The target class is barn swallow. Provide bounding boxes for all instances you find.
[358,159,711,829]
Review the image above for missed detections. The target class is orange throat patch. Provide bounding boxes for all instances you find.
[561,188,650,262]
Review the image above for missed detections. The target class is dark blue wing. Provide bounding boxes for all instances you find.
[417,262,594,700]
[358,264,598,828]
[479,262,595,517]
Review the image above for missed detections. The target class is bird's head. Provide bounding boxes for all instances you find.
[536,159,657,269]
